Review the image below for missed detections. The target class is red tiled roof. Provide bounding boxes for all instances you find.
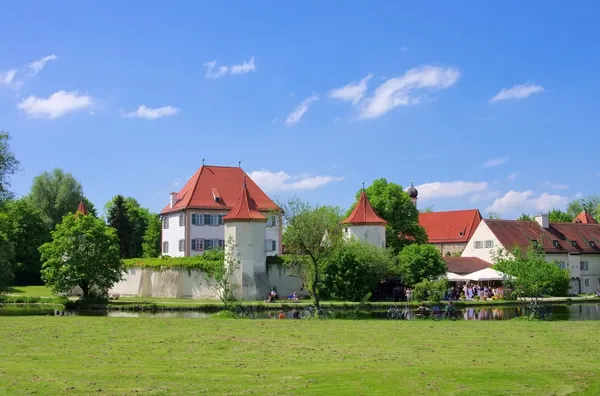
[223,178,266,222]
[76,201,88,216]
[444,256,492,275]
[342,190,387,225]
[485,219,600,254]
[419,209,482,244]
[160,165,280,215]
[573,211,598,224]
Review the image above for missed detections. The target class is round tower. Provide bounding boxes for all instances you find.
[342,187,387,248]
[407,181,418,207]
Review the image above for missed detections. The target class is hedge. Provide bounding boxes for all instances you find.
[123,250,225,274]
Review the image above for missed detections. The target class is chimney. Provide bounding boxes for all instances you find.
[535,213,549,229]
[170,192,178,209]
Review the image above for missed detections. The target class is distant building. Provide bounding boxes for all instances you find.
[419,209,483,257]
[342,189,387,248]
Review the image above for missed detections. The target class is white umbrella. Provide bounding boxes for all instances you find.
[465,268,507,282]
[445,272,467,282]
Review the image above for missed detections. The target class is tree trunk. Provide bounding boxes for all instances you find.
[80,281,89,299]
[312,261,320,309]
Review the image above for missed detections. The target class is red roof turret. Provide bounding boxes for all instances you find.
[573,211,598,224]
[223,176,267,222]
[342,190,387,225]
[76,200,89,216]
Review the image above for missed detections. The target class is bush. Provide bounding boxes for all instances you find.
[412,278,449,303]
[123,249,224,274]
[397,244,447,286]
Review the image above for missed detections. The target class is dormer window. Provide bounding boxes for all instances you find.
[211,188,222,203]
[590,241,596,248]
[571,241,578,247]
[459,231,464,237]
[553,240,560,248]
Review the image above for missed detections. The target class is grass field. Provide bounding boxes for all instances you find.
[1,318,599,395]
[5,285,55,297]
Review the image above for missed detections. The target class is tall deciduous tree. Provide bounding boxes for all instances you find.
[567,196,600,220]
[0,233,14,293]
[397,244,447,286]
[106,195,133,258]
[0,199,50,285]
[548,208,573,223]
[347,178,427,253]
[28,168,96,227]
[142,213,162,258]
[0,131,20,204]
[40,213,123,299]
[487,212,501,219]
[280,198,343,308]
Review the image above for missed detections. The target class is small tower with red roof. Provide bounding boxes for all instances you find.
[573,211,598,224]
[223,176,268,299]
[76,200,89,216]
[342,186,387,248]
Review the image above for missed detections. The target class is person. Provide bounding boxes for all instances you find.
[278,310,285,319]
[266,292,273,303]
[416,302,429,316]
[270,290,277,302]
[596,286,600,297]
[445,301,456,316]
[406,288,412,302]
[292,291,298,302]
[292,308,300,319]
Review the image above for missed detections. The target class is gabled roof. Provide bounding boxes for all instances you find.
[485,219,600,254]
[223,178,266,222]
[444,256,492,275]
[161,165,280,214]
[573,211,598,224]
[342,190,387,225]
[76,201,88,216]
[419,209,482,244]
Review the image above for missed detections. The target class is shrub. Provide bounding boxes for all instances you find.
[123,249,224,274]
[412,278,449,303]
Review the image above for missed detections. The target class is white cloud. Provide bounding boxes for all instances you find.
[28,54,58,75]
[248,170,343,192]
[1,69,17,85]
[490,82,544,103]
[359,65,460,119]
[507,172,519,181]
[486,190,568,214]
[328,73,373,104]
[469,190,502,204]
[483,157,509,167]
[541,180,570,190]
[414,181,488,199]
[285,95,318,126]
[122,105,180,120]
[204,57,255,78]
[17,90,93,119]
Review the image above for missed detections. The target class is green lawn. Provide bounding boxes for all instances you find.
[1,318,599,395]
[5,285,54,297]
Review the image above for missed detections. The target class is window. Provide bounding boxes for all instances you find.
[474,241,483,249]
[179,239,184,252]
[192,239,204,251]
[553,240,560,248]
[590,241,596,248]
[192,213,204,226]
[266,239,276,252]
[344,228,348,233]
[557,261,567,270]
[585,279,590,286]
[484,240,494,248]
[532,241,538,248]
[218,214,224,225]
[179,214,185,226]
[267,215,277,227]
[203,214,220,226]
[162,241,169,254]
[580,261,589,271]
[571,240,578,247]
[218,239,225,249]
[204,239,214,250]
[163,217,169,229]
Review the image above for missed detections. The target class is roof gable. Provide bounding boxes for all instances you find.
[419,209,482,243]
[573,211,598,224]
[223,178,266,222]
[161,165,280,214]
[342,190,387,225]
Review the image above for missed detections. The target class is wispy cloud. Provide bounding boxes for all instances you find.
[414,181,488,199]
[490,82,544,103]
[17,90,93,119]
[204,57,255,79]
[359,65,460,119]
[486,190,568,214]
[328,73,373,104]
[0,69,17,85]
[28,54,58,75]
[285,95,318,126]
[400,46,408,52]
[122,105,180,119]
[248,170,343,192]
[469,190,502,204]
[507,172,519,181]
[483,157,509,168]
[541,180,570,190]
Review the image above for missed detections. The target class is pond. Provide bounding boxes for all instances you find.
[2,303,600,320]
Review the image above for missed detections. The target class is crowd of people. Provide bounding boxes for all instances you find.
[450,284,503,300]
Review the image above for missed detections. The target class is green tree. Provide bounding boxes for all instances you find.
[0,131,20,204]
[517,213,533,221]
[548,208,573,223]
[567,196,600,220]
[28,168,95,227]
[105,196,150,258]
[412,278,450,302]
[493,244,570,298]
[106,195,133,258]
[142,213,162,258]
[419,205,434,213]
[321,239,396,301]
[347,179,427,252]
[397,244,447,286]
[280,198,343,308]
[0,199,50,285]
[40,212,123,299]
[487,212,501,219]
[0,233,14,293]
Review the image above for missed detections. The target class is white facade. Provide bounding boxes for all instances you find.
[461,220,502,263]
[344,224,386,248]
[161,210,281,257]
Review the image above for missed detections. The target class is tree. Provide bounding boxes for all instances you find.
[0,199,50,284]
[142,213,162,258]
[347,178,427,252]
[567,196,600,220]
[517,213,533,221]
[40,212,123,299]
[419,205,434,213]
[28,168,94,228]
[208,236,240,309]
[548,208,573,223]
[0,131,20,204]
[321,239,396,301]
[412,278,450,302]
[493,244,570,298]
[487,212,501,219]
[280,198,343,308]
[106,195,133,258]
[0,233,14,293]
[105,196,149,258]
[397,244,447,286]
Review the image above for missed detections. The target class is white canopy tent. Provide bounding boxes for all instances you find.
[465,268,509,282]
[445,272,468,282]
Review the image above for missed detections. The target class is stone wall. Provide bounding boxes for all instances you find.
[431,243,466,257]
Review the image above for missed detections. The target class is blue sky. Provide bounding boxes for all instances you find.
[1,1,599,218]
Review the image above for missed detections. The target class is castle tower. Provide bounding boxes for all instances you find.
[223,176,268,300]
[76,200,89,216]
[407,181,418,207]
[342,187,387,248]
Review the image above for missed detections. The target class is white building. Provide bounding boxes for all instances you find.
[462,212,600,294]
[160,165,282,258]
[341,189,386,248]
